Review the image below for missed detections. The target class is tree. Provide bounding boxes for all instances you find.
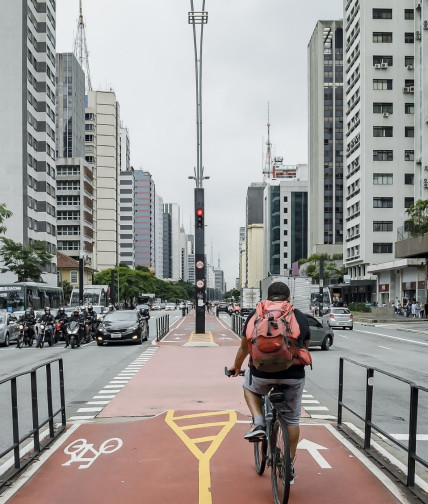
[0,239,53,282]
[405,199,428,237]
[60,280,73,302]
[0,203,12,234]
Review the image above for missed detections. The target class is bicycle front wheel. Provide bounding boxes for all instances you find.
[271,416,291,504]
[253,436,267,475]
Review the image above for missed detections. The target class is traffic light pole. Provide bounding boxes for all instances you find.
[189,2,208,334]
[195,188,205,333]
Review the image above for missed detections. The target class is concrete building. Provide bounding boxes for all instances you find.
[245,183,265,287]
[344,0,417,304]
[179,226,189,281]
[85,90,121,272]
[119,126,130,173]
[263,164,308,278]
[162,211,172,279]
[163,203,181,280]
[55,53,94,267]
[214,266,225,296]
[0,0,57,284]
[134,170,155,269]
[308,20,344,257]
[154,193,164,279]
[119,169,135,268]
[187,234,195,285]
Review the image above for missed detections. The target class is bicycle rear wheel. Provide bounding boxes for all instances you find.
[271,416,291,504]
[253,436,267,475]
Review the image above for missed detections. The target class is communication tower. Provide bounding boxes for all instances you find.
[73,0,92,93]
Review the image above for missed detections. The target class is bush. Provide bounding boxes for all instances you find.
[348,302,371,313]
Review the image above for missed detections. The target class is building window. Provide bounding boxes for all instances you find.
[404,174,414,185]
[404,9,414,20]
[373,79,393,90]
[405,56,414,67]
[70,270,78,283]
[373,150,393,161]
[373,197,393,208]
[405,127,414,137]
[405,103,414,114]
[405,150,414,161]
[373,126,393,137]
[373,243,393,253]
[373,173,393,184]
[373,55,393,66]
[373,221,393,232]
[405,197,414,208]
[373,103,393,114]
[373,8,392,19]
[85,134,94,142]
[373,32,393,43]
[404,32,414,43]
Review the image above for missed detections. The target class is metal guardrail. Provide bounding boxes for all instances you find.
[156,314,170,341]
[338,357,428,504]
[0,358,66,489]
[230,313,245,336]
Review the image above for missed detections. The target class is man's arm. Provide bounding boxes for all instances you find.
[228,336,249,377]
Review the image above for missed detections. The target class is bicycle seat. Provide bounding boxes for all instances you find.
[268,385,289,405]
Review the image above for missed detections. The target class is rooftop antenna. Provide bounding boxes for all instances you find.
[263,103,273,180]
[73,0,92,93]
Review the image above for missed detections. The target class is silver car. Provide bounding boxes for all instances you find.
[305,314,334,350]
[0,312,20,346]
[323,307,354,330]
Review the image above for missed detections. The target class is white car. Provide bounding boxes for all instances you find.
[322,307,354,330]
[165,303,176,311]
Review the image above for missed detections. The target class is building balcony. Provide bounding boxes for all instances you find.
[395,227,428,259]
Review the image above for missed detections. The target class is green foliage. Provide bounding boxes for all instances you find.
[405,199,428,237]
[225,288,240,301]
[94,267,194,304]
[0,203,12,234]
[60,280,73,301]
[348,302,371,313]
[0,238,53,282]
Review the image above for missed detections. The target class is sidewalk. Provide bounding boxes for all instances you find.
[0,312,413,504]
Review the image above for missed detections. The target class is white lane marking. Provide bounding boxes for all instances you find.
[302,400,320,404]
[303,406,329,411]
[93,395,115,399]
[343,422,428,495]
[311,414,337,420]
[77,407,103,413]
[109,380,129,384]
[104,384,125,388]
[69,415,95,420]
[297,439,331,469]
[87,401,110,405]
[63,437,123,470]
[339,335,349,339]
[378,345,391,350]
[358,330,428,347]
[326,424,414,502]
[98,389,121,394]
[302,394,314,398]
[390,434,428,441]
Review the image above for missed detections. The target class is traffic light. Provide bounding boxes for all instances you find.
[196,208,204,229]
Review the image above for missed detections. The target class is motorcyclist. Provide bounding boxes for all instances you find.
[54,307,69,344]
[84,304,98,340]
[108,304,115,312]
[68,307,84,347]
[21,307,36,340]
[138,306,150,336]
[36,307,54,347]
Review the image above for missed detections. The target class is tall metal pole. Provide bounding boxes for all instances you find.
[189,2,208,333]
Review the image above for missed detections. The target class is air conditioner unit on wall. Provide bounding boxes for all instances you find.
[374,63,381,69]
[407,64,414,70]
[403,86,410,93]
[383,112,389,118]
[416,31,421,40]
[381,62,388,69]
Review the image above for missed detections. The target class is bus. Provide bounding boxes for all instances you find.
[69,285,109,307]
[0,282,64,312]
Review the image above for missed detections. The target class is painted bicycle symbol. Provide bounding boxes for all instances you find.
[62,437,123,469]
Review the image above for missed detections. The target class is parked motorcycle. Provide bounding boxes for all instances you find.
[16,323,34,348]
[38,324,54,348]
[67,320,83,349]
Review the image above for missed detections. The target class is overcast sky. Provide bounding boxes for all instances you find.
[56,0,343,289]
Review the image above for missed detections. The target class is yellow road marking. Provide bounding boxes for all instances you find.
[189,331,213,343]
[165,410,237,504]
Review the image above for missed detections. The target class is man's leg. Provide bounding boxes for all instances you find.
[244,388,263,418]
[287,425,300,460]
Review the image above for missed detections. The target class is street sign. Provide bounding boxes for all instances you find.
[196,260,204,270]
[196,279,205,289]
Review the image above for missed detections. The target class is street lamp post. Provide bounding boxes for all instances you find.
[189,2,208,334]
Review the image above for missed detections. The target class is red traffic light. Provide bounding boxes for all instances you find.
[196,208,204,228]
[196,208,204,217]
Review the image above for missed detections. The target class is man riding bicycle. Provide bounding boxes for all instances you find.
[228,281,310,485]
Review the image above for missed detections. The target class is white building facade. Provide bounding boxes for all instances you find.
[0,0,57,284]
[119,169,135,268]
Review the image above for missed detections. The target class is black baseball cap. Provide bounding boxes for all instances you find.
[267,282,290,301]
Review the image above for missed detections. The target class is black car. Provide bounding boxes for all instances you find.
[217,302,229,313]
[96,310,147,346]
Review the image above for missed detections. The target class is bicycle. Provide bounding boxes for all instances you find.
[225,367,292,504]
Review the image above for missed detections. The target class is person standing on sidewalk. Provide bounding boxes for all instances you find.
[227,281,310,484]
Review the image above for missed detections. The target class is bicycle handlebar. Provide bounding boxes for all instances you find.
[224,366,245,377]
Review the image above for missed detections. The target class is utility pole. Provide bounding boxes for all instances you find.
[319,256,324,315]
[188,2,208,334]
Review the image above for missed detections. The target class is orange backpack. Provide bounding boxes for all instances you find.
[246,300,312,372]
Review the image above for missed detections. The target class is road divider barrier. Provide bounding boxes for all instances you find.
[156,314,170,341]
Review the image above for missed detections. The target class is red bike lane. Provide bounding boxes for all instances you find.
[1,313,411,504]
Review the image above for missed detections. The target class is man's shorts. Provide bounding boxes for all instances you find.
[243,369,305,426]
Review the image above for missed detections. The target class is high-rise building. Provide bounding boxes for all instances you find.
[245,183,265,287]
[344,0,417,304]
[119,126,130,173]
[0,0,57,284]
[134,170,155,269]
[187,234,195,285]
[55,53,95,266]
[179,226,189,281]
[162,211,172,279]
[85,90,121,271]
[163,203,181,280]
[119,168,135,267]
[308,20,344,256]
[154,193,164,279]
[263,164,308,278]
